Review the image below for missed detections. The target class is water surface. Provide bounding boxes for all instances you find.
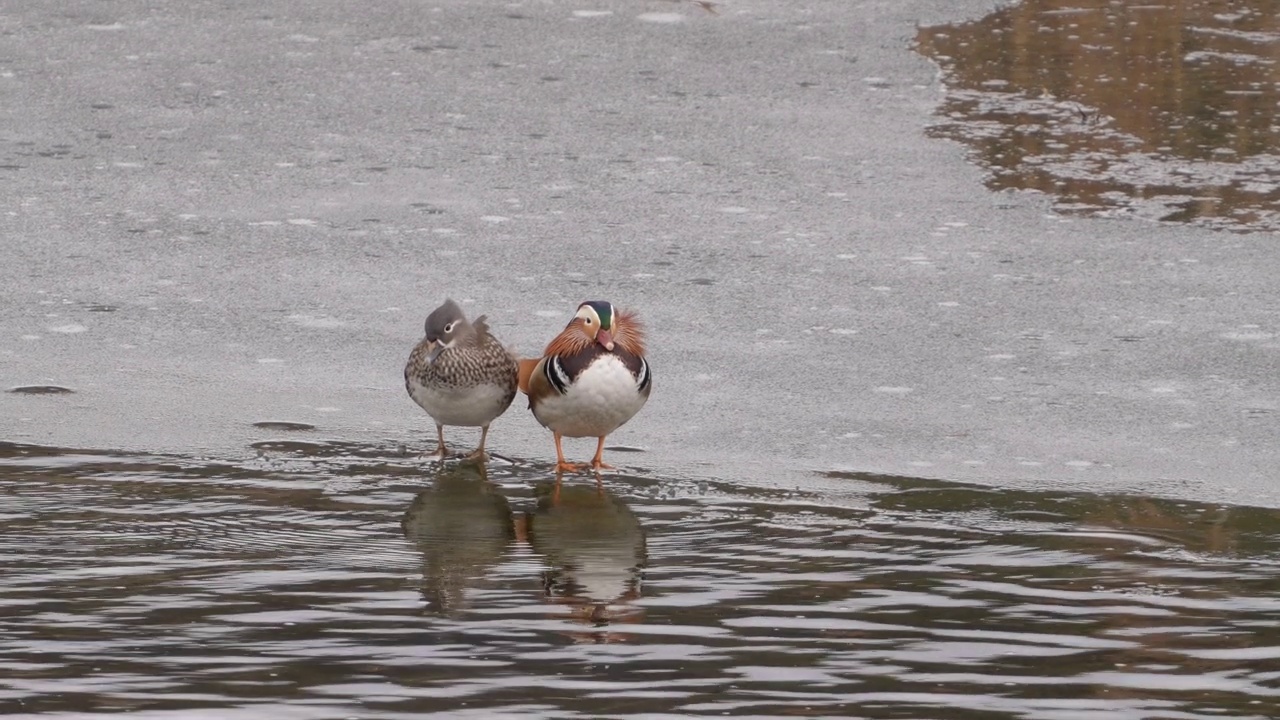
[916,0,1280,232]
[3,441,1279,718]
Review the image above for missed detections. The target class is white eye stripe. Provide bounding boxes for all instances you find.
[444,321,457,334]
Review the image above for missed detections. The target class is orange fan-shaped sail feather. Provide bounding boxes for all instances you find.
[517,357,540,395]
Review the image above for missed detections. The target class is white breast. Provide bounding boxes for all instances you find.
[533,355,648,438]
[408,377,512,427]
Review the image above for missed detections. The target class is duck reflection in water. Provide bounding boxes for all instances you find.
[520,473,647,643]
[400,463,514,615]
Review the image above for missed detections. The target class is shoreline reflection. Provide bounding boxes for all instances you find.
[916,0,1280,232]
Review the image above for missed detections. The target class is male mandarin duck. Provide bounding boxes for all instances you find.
[405,299,519,461]
[518,300,652,472]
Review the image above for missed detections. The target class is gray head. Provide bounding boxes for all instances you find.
[424,299,473,348]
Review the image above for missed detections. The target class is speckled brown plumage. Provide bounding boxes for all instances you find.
[405,317,519,395]
[405,300,519,461]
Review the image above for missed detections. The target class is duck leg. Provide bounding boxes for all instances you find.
[553,432,586,473]
[424,423,447,459]
[465,424,491,463]
[590,436,616,471]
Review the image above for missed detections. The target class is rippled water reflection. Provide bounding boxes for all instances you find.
[916,0,1280,233]
[3,441,1280,718]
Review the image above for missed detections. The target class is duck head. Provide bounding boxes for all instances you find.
[574,300,616,351]
[424,299,472,362]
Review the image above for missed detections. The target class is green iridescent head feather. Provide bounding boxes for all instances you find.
[579,300,614,330]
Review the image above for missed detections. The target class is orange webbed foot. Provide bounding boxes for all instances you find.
[552,433,589,474]
[589,436,614,472]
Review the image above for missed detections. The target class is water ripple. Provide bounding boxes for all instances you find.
[1,442,1278,718]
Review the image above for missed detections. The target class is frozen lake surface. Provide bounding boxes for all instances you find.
[2,0,1279,714]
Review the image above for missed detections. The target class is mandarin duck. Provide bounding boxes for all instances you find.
[405,299,519,461]
[517,300,651,472]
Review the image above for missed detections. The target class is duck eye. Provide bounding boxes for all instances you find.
[444,321,457,334]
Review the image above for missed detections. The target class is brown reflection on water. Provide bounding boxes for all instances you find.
[400,466,648,641]
[401,464,515,615]
[526,479,647,642]
[915,0,1280,232]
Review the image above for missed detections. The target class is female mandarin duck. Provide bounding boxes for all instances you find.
[405,299,519,461]
[518,300,652,472]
